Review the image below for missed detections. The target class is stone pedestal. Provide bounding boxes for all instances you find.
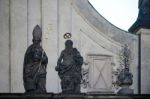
[117,86,133,95]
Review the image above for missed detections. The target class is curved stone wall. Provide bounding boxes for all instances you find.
[0,0,138,93]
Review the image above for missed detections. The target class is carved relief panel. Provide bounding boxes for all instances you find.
[86,54,114,93]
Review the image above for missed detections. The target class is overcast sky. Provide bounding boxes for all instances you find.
[88,0,139,31]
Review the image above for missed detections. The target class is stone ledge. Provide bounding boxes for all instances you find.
[0,93,150,99]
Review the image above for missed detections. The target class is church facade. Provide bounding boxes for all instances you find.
[0,0,149,94]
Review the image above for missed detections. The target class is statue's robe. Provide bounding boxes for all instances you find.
[23,44,48,93]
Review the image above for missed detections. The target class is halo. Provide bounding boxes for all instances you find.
[64,33,72,39]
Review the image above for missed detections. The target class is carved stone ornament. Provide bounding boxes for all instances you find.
[117,44,134,95]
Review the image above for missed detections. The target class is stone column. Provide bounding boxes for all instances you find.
[0,0,10,92]
[137,28,150,94]
[42,0,59,93]
[10,0,27,92]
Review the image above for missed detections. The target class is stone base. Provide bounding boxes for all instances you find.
[117,88,134,95]
[87,88,114,94]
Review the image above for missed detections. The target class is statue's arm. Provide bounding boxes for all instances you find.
[23,45,32,66]
[55,51,64,71]
[42,52,48,65]
[73,48,83,66]
[57,51,64,66]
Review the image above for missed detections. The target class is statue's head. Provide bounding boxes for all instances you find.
[32,25,42,45]
[65,40,73,49]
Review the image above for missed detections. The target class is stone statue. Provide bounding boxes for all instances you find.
[129,0,150,32]
[138,0,150,20]
[23,25,48,94]
[55,40,83,94]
